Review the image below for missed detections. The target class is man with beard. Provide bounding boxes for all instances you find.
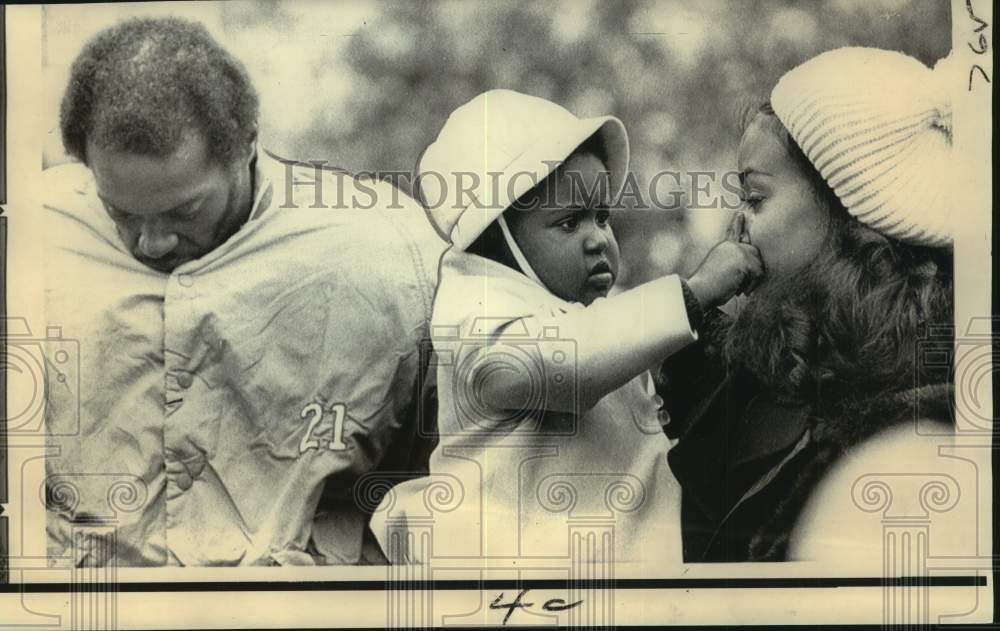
[661,47,959,562]
[41,17,444,565]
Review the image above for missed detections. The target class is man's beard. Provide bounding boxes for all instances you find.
[132,170,250,274]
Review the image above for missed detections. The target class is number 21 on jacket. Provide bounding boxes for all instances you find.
[299,402,348,453]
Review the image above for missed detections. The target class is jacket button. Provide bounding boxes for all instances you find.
[178,274,194,287]
[176,371,194,389]
[173,470,194,492]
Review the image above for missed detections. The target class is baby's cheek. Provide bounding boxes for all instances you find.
[608,252,622,278]
[606,239,622,271]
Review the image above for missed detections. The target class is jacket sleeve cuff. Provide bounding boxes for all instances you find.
[678,278,704,334]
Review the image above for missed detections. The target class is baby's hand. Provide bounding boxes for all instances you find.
[686,213,763,309]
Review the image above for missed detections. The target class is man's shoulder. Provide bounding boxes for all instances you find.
[43,161,92,181]
[262,151,423,212]
[40,162,115,243]
[42,162,97,208]
[262,153,443,243]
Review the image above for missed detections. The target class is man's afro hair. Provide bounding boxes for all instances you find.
[60,16,259,166]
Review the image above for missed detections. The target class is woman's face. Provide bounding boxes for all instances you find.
[507,151,621,305]
[737,115,830,285]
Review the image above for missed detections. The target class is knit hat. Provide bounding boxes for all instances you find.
[770,47,954,247]
[418,89,629,260]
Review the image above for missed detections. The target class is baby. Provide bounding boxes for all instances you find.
[371,90,761,564]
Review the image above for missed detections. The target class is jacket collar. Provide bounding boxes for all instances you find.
[668,372,810,523]
[732,392,810,467]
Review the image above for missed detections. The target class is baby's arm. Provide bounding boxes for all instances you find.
[477,274,698,413]
[474,213,762,415]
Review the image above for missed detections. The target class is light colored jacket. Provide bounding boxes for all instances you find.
[371,249,695,564]
[42,151,445,566]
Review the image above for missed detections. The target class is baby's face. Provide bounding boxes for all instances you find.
[508,151,621,305]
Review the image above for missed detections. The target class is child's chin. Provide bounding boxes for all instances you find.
[580,286,611,306]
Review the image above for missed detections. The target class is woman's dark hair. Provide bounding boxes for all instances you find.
[726,103,955,415]
[60,16,259,166]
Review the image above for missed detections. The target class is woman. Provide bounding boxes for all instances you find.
[662,47,960,563]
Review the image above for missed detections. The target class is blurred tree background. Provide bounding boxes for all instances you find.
[43,0,951,284]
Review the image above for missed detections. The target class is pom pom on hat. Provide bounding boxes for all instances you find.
[770,47,954,247]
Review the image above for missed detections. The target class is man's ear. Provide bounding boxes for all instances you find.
[240,129,258,167]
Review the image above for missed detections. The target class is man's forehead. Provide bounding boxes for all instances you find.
[88,127,210,165]
[88,133,217,212]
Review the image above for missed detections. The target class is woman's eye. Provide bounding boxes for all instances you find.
[596,210,611,226]
[741,195,764,212]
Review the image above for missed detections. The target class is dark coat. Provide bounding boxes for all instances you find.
[660,311,954,562]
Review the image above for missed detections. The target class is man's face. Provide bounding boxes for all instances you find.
[87,131,253,273]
